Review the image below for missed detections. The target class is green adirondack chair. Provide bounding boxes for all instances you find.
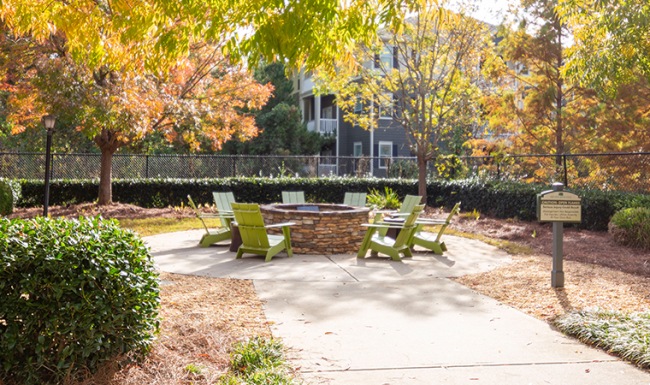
[343,192,367,207]
[377,194,423,236]
[212,191,236,230]
[411,202,461,254]
[282,191,305,204]
[187,195,231,247]
[358,204,425,261]
[231,202,295,262]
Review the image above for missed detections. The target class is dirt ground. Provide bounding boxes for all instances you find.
[6,202,650,383]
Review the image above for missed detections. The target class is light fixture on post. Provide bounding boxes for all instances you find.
[42,115,56,217]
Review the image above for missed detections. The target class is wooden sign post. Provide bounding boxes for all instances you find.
[537,183,581,288]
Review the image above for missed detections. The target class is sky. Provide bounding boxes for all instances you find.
[465,0,513,26]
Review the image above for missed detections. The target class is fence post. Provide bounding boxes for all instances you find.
[50,153,55,180]
[145,155,149,178]
[563,154,568,188]
[232,157,236,177]
[496,158,500,179]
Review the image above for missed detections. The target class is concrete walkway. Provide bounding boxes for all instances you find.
[147,230,650,385]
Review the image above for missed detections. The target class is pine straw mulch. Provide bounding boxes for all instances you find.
[6,203,650,383]
[111,274,272,385]
[446,209,650,322]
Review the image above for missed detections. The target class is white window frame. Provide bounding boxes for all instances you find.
[378,141,392,169]
[353,142,362,157]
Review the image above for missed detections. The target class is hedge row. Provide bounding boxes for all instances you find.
[15,177,650,231]
[16,177,419,209]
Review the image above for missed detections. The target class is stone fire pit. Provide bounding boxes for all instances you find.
[260,203,370,255]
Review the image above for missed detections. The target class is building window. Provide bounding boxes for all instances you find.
[353,142,362,157]
[378,93,393,119]
[378,141,392,169]
[377,45,393,70]
[354,97,363,113]
[322,105,334,119]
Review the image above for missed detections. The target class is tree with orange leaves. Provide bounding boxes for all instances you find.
[1,30,271,204]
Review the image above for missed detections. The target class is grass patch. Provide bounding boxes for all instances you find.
[217,338,299,385]
[118,217,220,236]
[555,309,650,369]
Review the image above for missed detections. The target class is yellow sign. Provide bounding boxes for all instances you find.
[537,191,581,223]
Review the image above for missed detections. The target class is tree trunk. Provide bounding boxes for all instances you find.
[98,148,113,205]
[417,152,427,204]
[94,129,121,206]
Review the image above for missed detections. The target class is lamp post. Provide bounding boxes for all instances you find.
[42,115,56,217]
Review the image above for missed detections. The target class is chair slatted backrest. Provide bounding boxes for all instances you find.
[213,191,235,212]
[394,204,425,247]
[344,192,367,207]
[400,195,422,214]
[435,202,461,242]
[231,203,270,248]
[187,195,210,233]
[282,191,305,204]
[213,191,236,227]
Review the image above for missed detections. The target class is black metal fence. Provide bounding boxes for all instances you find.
[1,151,648,193]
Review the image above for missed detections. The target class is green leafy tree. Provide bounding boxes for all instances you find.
[0,0,415,203]
[319,0,489,198]
[480,0,650,185]
[487,0,573,163]
[222,62,324,155]
[479,0,612,183]
[557,0,650,95]
[0,0,415,74]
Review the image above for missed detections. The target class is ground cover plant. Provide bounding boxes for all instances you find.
[555,309,650,369]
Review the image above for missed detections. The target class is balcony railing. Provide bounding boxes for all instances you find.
[307,119,337,134]
[319,119,337,134]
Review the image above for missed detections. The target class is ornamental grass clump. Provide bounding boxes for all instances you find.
[608,207,650,250]
[218,338,298,385]
[0,216,160,385]
[555,309,650,369]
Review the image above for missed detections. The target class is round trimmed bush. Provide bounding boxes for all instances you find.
[0,178,20,216]
[0,216,160,384]
[608,207,650,250]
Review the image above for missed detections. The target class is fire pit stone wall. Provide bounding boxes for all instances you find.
[260,203,370,255]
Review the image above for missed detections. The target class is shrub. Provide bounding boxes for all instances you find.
[609,207,650,250]
[367,186,401,209]
[387,159,418,179]
[0,216,160,385]
[0,178,21,216]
